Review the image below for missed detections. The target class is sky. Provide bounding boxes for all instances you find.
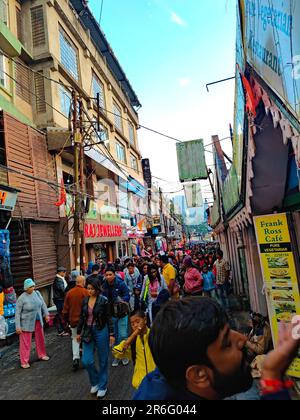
[89,0,237,205]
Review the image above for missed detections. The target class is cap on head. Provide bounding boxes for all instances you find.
[24,278,35,290]
[57,266,67,273]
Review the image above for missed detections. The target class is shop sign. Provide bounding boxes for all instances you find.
[244,0,300,119]
[84,223,123,239]
[142,159,152,189]
[0,188,18,211]
[254,213,300,378]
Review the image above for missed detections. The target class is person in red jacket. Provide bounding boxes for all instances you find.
[63,275,89,371]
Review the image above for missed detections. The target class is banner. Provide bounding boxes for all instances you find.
[244,0,300,120]
[176,140,207,182]
[254,213,300,378]
[183,182,203,208]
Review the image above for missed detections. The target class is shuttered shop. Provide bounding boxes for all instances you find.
[30,223,57,288]
[10,221,32,291]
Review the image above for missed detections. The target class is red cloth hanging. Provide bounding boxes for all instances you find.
[55,179,66,207]
[237,64,259,118]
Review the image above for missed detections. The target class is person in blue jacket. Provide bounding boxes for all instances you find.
[134,297,300,401]
[102,266,130,367]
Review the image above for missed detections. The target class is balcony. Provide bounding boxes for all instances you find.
[0,20,22,57]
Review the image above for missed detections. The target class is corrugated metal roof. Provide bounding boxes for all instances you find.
[70,0,142,109]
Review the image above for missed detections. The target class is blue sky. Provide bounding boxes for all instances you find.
[89,0,237,202]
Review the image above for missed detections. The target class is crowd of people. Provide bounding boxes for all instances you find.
[12,243,300,401]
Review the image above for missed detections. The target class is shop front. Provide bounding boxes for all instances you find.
[84,221,128,264]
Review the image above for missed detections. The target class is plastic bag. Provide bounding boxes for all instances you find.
[0,315,7,340]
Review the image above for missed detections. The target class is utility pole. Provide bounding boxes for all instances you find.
[78,96,86,273]
[72,90,81,272]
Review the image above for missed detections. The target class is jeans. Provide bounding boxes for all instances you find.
[112,316,128,346]
[217,284,230,310]
[53,299,65,334]
[82,325,109,390]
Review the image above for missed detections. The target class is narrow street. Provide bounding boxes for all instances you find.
[0,329,134,400]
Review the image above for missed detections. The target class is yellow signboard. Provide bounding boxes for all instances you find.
[254,213,300,378]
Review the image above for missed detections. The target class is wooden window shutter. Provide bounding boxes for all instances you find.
[15,61,32,104]
[31,5,46,48]
[34,71,46,113]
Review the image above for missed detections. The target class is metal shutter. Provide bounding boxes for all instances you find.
[30,223,57,288]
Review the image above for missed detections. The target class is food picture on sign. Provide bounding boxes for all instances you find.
[271,289,294,302]
[274,302,297,323]
[269,268,290,279]
[267,256,289,269]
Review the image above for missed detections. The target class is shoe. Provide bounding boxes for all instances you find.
[72,359,80,371]
[21,364,30,369]
[40,356,50,361]
[97,389,107,399]
[58,331,70,337]
[122,358,129,366]
[90,385,99,394]
[111,359,119,367]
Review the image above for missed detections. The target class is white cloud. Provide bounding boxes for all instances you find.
[179,78,191,87]
[170,11,187,27]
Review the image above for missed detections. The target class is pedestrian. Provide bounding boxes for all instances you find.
[112,310,156,389]
[202,264,218,300]
[65,269,79,293]
[141,264,169,326]
[182,256,203,297]
[63,275,89,371]
[53,267,69,336]
[134,297,300,401]
[124,262,142,312]
[76,277,115,399]
[86,264,104,289]
[141,263,149,283]
[102,266,130,367]
[213,250,231,310]
[245,312,272,363]
[86,261,94,276]
[159,255,179,299]
[15,279,50,369]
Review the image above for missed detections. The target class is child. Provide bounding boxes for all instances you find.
[112,310,156,389]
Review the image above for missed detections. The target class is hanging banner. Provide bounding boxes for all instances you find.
[177,139,207,182]
[254,213,300,378]
[183,183,203,208]
[244,0,300,120]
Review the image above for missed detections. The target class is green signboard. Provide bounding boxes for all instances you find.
[176,139,207,182]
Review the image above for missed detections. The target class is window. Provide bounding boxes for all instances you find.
[31,6,46,47]
[130,154,138,172]
[128,121,135,145]
[92,117,109,143]
[59,27,79,81]
[92,73,105,111]
[113,101,123,132]
[116,141,126,163]
[34,71,46,114]
[16,7,23,44]
[0,55,6,88]
[0,0,8,26]
[15,60,32,104]
[60,85,72,117]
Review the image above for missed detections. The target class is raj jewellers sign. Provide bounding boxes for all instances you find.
[84,223,123,239]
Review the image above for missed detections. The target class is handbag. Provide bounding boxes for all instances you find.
[81,325,93,343]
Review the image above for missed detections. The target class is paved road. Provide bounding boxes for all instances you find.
[0,328,134,400]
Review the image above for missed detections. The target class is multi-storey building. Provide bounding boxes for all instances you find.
[0,0,146,300]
